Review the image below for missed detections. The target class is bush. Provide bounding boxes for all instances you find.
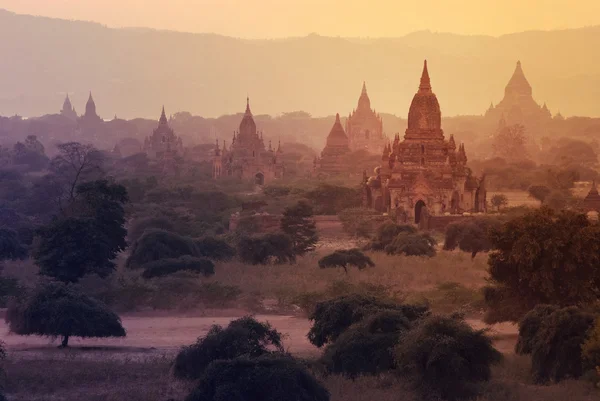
[126,229,198,268]
[443,217,502,258]
[318,249,375,273]
[319,310,411,377]
[173,316,284,380]
[384,232,436,257]
[582,318,600,372]
[308,294,428,348]
[367,221,416,251]
[515,304,559,355]
[237,233,295,265]
[395,315,501,400]
[5,281,126,347]
[0,276,21,307]
[128,216,175,243]
[0,228,27,260]
[141,256,215,279]
[185,353,330,401]
[195,236,236,260]
[530,306,596,383]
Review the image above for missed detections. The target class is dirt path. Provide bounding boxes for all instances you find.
[1,314,518,358]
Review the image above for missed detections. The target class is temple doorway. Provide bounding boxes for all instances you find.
[255,172,265,186]
[415,200,426,224]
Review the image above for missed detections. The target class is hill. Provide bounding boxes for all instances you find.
[1,9,600,119]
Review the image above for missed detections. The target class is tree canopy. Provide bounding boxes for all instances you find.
[237,233,295,265]
[318,249,375,273]
[280,200,318,256]
[0,228,27,261]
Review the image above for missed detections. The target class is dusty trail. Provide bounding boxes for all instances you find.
[1,313,519,359]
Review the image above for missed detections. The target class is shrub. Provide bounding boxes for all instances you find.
[395,315,501,400]
[308,294,428,348]
[128,216,175,243]
[582,318,600,372]
[195,236,236,260]
[141,256,215,279]
[173,316,284,380]
[237,233,295,265]
[319,310,410,377]
[367,221,416,251]
[318,249,375,273]
[530,306,596,383]
[384,232,436,257]
[126,229,198,268]
[185,354,330,401]
[5,281,126,347]
[443,217,502,258]
[515,304,559,355]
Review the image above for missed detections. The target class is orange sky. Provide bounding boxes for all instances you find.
[1,0,600,38]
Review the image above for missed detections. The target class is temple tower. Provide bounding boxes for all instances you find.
[60,94,77,121]
[318,113,351,175]
[346,82,385,153]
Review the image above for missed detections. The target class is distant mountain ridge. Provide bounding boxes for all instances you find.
[1,9,600,119]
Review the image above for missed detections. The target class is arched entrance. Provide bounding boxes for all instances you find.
[414,200,426,224]
[255,172,265,186]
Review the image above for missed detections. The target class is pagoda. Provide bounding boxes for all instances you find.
[345,82,386,153]
[317,113,351,175]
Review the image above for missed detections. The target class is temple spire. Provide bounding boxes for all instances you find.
[419,60,432,92]
[245,96,251,114]
[159,106,168,124]
[361,81,367,95]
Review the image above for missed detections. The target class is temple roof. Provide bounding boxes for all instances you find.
[357,81,371,111]
[505,61,533,97]
[407,60,442,132]
[239,97,257,138]
[159,106,168,125]
[327,113,348,142]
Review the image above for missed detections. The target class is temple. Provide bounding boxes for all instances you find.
[143,106,183,159]
[484,61,552,127]
[346,82,386,153]
[583,181,600,213]
[60,94,77,121]
[213,98,284,185]
[79,92,102,124]
[316,113,351,175]
[363,61,486,223]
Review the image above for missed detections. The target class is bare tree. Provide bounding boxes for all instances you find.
[492,124,530,163]
[49,142,105,213]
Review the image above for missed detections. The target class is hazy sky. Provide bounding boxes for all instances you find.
[1,0,600,38]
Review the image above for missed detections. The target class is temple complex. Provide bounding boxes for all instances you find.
[345,83,386,153]
[484,61,552,128]
[60,94,77,121]
[316,113,351,175]
[213,98,284,185]
[363,61,486,223]
[143,106,183,159]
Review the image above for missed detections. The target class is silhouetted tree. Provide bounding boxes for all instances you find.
[318,249,374,273]
[280,200,318,256]
[490,194,508,211]
[237,233,295,265]
[141,256,215,279]
[0,228,27,261]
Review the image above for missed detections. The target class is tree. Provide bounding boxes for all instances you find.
[582,318,600,373]
[173,316,284,380]
[490,194,508,211]
[395,315,502,400]
[237,233,295,265]
[528,307,596,383]
[443,217,503,258]
[195,236,236,260]
[366,221,416,251]
[0,228,27,261]
[308,294,429,348]
[528,185,551,203]
[304,184,362,214]
[492,124,530,163]
[338,208,380,238]
[483,207,600,323]
[280,200,318,256]
[0,341,5,401]
[141,256,215,279]
[515,305,559,355]
[34,181,129,283]
[128,216,175,242]
[384,232,436,257]
[318,249,374,273]
[48,142,104,212]
[5,281,126,347]
[184,354,330,401]
[126,229,199,269]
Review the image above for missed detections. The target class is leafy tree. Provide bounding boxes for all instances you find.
[34,181,128,283]
[141,256,215,279]
[396,315,502,400]
[5,281,126,347]
[0,228,27,261]
[490,193,508,211]
[308,294,429,348]
[184,354,330,401]
[338,208,380,238]
[195,236,236,260]
[280,200,318,256]
[582,318,600,371]
[237,233,295,265]
[515,305,559,355]
[127,229,199,269]
[529,307,596,383]
[483,207,600,323]
[305,184,362,214]
[528,185,551,203]
[366,221,416,251]
[173,316,284,380]
[492,124,529,163]
[319,310,411,377]
[443,217,502,258]
[128,216,175,242]
[318,249,374,273]
[384,232,436,257]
